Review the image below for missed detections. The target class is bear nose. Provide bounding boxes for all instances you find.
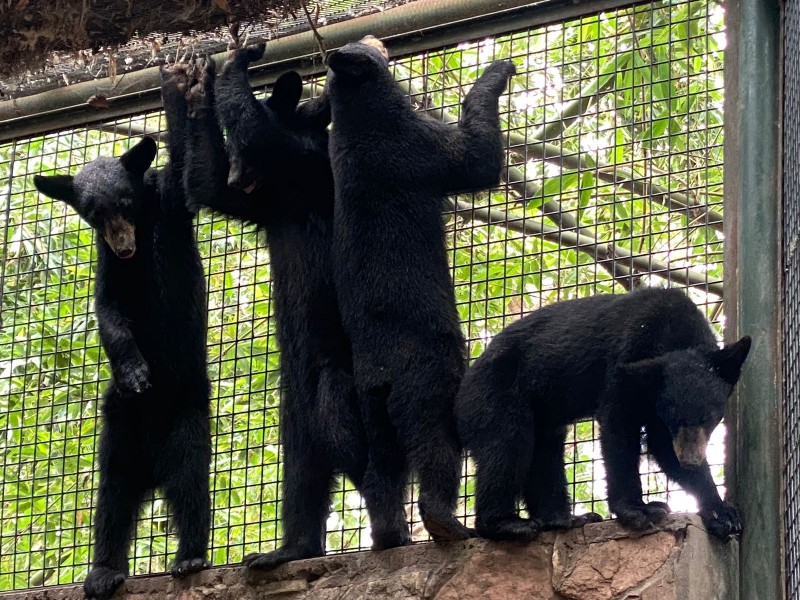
[228,162,259,194]
[672,426,708,469]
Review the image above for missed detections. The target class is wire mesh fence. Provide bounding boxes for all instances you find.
[0,0,725,590]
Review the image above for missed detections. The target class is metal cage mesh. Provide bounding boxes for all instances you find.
[0,0,725,590]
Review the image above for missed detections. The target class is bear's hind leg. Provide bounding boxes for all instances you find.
[473,436,540,542]
[244,452,335,570]
[244,410,336,570]
[84,416,149,600]
[158,410,212,577]
[359,385,411,550]
[387,367,472,543]
[411,421,473,542]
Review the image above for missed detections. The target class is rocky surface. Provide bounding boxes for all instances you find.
[1,514,738,600]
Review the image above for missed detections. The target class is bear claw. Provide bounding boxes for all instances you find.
[475,515,541,542]
[615,501,671,530]
[700,502,742,539]
[421,512,474,542]
[83,565,126,600]
[170,557,210,577]
[539,511,604,530]
[244,546,322,570]
[116,360,150,396]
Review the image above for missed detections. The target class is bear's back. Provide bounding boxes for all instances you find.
[459,288,716,423]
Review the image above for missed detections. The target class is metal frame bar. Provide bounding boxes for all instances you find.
[724,0,784,598]
[0,0,640,143]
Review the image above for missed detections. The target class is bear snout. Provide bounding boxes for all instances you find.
[227,161,261,194]
[672,426,709,469]
[103,215,136,259]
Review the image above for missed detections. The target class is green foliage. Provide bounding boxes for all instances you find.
[0,0,725,590]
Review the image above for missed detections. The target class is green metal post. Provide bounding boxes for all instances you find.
[724,0,784,598]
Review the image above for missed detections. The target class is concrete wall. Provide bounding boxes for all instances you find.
[1,514,738,600]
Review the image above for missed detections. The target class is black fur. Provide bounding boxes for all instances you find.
[33,68,211,600]
[455,288,750,542]
[324,38,516,546]
[182,50,365,570]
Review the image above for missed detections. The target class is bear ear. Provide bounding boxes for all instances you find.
[33,174,77,206]
[266,71,303,118]
[617,357,664,387]
[710,336,752,384]
[120,136,157,175]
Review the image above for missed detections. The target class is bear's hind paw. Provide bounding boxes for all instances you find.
[475,515,541,542]
[170,557,210,577]
[84,565,126,600]
[615,501,670,531]
[421,512,474,542]
[244,546,322,570]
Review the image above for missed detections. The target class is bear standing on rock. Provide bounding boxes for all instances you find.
[181,50,366,570]
[455,287,750,542]
[33,66,212,600]
[324,36,516,547]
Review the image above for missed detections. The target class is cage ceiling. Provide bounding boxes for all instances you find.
[2,0,637,142]
[0,0,408,99]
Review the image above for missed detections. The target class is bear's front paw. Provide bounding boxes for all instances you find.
[171,557,211,577]
[478,60,517,95]
[186,56,216,118]
[160,62,190,96]
[615,501,670,530]
[700,502,742,539]
[84,565,126,600]
[116,360,151,396]
[221,43,266,76]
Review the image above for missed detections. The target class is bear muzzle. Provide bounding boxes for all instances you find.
[227,160,261,194]
[672,426,709,469]
[103,215,136,259]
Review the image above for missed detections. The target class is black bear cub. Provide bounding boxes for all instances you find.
[324,36,516,546]
[455,288,750,542]
[34,67,211,600]
[181,50,365,569]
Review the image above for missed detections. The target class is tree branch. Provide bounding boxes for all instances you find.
[447,198,722,297]
[519,141,724,232]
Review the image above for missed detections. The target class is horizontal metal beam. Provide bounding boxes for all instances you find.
[0,0,640,143]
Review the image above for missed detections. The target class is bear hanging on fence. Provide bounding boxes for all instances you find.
[181,50,367,569]
[455,287,750,542]
[33,68,211,600]
[324,36,516,546]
